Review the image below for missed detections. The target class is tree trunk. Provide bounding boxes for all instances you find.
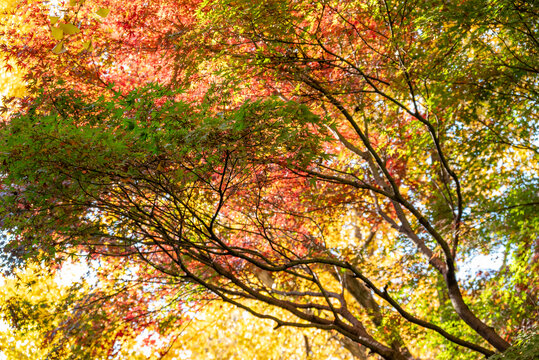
[445,272,510,352]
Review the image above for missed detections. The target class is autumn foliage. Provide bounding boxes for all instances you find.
[0,0,538,359]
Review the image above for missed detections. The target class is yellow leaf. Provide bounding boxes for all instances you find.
[96,8,110,18]
[50,27,64,40]
[82,40,93,51]
[52,41,66,54]
[69,0,79,6]
[49,16,60,25]
[59,23,80,35]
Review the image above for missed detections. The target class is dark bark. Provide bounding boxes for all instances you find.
[445,271,511,352]
[342,273,414,359]
[338,336,368,360]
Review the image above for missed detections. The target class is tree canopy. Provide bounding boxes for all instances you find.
[0,0,537,359]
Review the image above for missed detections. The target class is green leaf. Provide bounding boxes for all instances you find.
[126,120,135,131]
